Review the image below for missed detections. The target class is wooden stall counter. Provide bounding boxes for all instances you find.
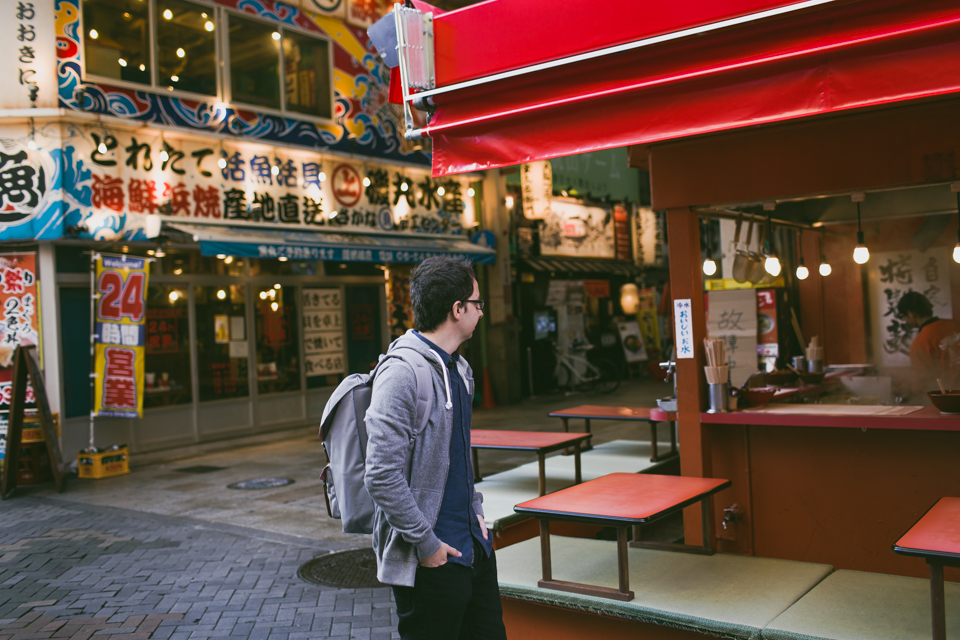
[694,404,960,581]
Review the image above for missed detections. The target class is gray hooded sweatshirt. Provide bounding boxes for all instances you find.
[363,329,483,587]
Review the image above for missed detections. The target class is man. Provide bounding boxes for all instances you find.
[896,291,960,396]
[364,256,507,640]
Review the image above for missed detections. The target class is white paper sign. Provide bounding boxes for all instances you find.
[867,248,953,367]
[0,0,58,109]
[674,299,694,359]
[303,287,345,376]
[521,161,553,220]
[228,341,248,359]
[707,289,759,388]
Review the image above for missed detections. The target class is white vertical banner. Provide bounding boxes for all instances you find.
[520,161,552,220]
[302,288,345,377]
[674,298,694,359]
[707,289,758,388]
[0,0,58,109]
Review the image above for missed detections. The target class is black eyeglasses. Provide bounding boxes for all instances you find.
[463,299,485,311]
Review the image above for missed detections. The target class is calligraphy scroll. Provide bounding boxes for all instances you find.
[867,248,953,367]
[94,255,149,418]
[706,289,758,387]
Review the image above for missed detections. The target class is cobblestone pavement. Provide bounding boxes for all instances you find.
[0,498,398,640]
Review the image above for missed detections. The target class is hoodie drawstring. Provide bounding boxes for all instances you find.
[427,348,454,410]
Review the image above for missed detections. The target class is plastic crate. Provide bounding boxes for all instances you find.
[21,412,61,443]
[78,447,130,479]
[18,442,52,485]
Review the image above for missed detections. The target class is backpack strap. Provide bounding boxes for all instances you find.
[373,347,435,437]
[390,347,434,436]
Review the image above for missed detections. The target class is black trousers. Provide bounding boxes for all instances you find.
[391,539,507,640]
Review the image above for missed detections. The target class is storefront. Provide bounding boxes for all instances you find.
[508,150,666,395]
[0,0,495,464]
[385,0,960,637]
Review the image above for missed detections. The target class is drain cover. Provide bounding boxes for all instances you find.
[298,548,382,589]
[227,478,295,490]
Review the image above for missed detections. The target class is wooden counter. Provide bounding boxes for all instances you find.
[692,404,960,582]
[702,405,960,431]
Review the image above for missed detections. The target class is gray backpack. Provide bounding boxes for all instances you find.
[319,347,433,534]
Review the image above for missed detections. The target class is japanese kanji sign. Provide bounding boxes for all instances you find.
[707,289,758,388]
[302,288,345,377]
[0,0,57,109]
[94,255,149,418]
[0,251,40,463]
[673,298,694,360]
[867,248,953,367]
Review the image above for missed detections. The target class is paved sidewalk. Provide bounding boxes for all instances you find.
[0,377,673,639]
[0,498,397,640]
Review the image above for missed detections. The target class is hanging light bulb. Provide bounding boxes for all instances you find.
[762,212,781,276]
[154,246,166,258]
[363,176,371,187]
[764,254,782,276]
[319,171,326,182]
[702,258,717,276]
[98,141,108,154]
[217,289,226,300]
[819,257,832,276]
[796,257,809,280]
[467,187,476,197]
[271,301,279,312]
[159,148,169,162]
[852,196,869,264]
[218,156,227,169]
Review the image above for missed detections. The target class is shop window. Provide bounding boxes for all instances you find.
[59,287,92,418]
[143,286,192,408]
[156,0,217,96]
[255,285,300,394]
[283,30,332,119]
[195,285,250,401]
[249,258,317,276]
[82,0,151,85]
[56,245,91,274]
[229,15,281,110]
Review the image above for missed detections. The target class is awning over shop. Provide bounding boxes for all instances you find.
[522,257,641,276]
[169,223,496,264]
[412,0,960,176]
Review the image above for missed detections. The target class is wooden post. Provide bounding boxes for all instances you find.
[666,207,713,547]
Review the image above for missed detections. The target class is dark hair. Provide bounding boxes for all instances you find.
[897,290,933,318]
[410,257,477,332]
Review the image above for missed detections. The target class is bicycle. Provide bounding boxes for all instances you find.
[551,342,621,394]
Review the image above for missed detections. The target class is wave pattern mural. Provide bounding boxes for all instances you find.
[55,0,427,166]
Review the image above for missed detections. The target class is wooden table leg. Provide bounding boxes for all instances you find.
[472,448,481,483]
[670,421,678,455]
[538,454,546,497]
[701,497,714,552]
[930,561,946,640]
[583,418,593,451]
[540,520,552,582]
[574,441,582,485]
[650,422,660,462]
[617,526,633,599]
[562,417,569,433]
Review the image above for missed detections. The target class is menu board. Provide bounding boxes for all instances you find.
[302,288,345,377]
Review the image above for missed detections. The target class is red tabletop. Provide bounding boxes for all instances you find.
[471,430,591,450]
[515,473,731,523]
[548,405,656,420]
[894,497,960,558]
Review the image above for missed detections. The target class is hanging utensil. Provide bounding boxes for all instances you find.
[731,215,752,283]
[748,224,767,284]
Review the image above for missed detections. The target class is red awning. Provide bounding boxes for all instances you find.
[417,0,960,176]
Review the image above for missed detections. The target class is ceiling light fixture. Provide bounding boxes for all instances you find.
[852,193,869,264]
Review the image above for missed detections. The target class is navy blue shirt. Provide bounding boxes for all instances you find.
[414,331,492,566]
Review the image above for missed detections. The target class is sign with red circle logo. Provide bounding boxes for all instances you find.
[332,164,363,207]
